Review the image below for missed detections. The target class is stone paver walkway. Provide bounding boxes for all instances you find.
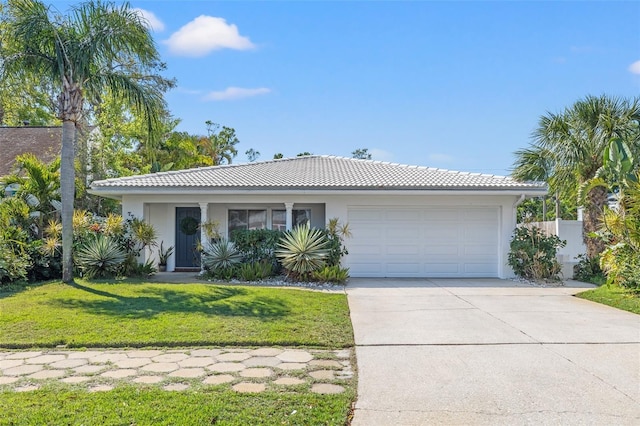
[0,347,353,394]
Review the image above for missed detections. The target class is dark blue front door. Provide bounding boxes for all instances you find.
[175,207,201,268]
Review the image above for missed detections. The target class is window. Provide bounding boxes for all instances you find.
[272,209,311,230]
[228,210,267,233]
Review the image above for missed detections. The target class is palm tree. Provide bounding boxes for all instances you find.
[514,95,640,258]
[1,0,172,282]
[512,147,556,220]
[198,121,239,165]
[1,153,61,238]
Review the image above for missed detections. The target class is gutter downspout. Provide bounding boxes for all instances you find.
[513,194,526,224]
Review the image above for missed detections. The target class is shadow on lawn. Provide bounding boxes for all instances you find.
[48,282,291,319]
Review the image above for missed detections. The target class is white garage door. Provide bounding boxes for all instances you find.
[347,207,500,277]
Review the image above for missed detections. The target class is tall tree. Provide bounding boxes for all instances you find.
[1,0,173,282]
[198,120,239,165]
[352,148,372,160]
[513,95,640,258]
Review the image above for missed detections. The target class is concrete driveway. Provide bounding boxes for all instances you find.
[347,278,640,425]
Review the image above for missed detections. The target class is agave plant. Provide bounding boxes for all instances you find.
[276,224,329,278]
[75,235,127,279]
[202,238,243,271]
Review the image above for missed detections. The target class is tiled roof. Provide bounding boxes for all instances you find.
[91,156,545,192]
[0,127,62,177]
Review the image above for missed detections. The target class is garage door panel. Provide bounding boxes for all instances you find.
[464,263,498,274]
[386,244,420,255]
[349,262,382,275]
[386,227,417,239]
[463,244,496,255]
[422,209,461,221]
[464,226,498,242]
[386,210,421,221]
[386,263,421,274]
[350,244,382,255]
[424,263,461,274]
[348,206,499,278]
[424,244,459,255]
[464,208,496,221]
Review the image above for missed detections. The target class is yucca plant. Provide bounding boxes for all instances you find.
[75,235,127,279]
[202,238,243,271]
[277,224,329,280]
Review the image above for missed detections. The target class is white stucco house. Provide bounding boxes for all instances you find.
[89,155,546,278]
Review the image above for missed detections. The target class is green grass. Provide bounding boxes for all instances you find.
[0,385,355,425]
[0,280,354,348]
[576,284,640,314]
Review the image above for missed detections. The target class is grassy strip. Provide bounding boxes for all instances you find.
[576,284,640,315]
[0,280,354,348]
[0,385,354,425]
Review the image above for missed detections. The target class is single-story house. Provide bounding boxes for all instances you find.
[89,155,546,278]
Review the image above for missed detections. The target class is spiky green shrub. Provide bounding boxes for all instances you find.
[312,265,350,284]
[202,239,243,271]
[238,260,274,281]
[75,235,127,279]
[276,224,329,280]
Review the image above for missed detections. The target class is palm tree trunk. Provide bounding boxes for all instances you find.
[61,119,76,282]
[583,186,608,259]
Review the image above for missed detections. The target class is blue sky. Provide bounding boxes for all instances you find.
[75,1,640,174]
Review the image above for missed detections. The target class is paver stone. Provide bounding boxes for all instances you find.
[248,348,283,357]
[3,364,43,376]
[178,357,216,368]
[101,369,137,378]
[232,382,266,393]
[277,350,313,363]
[309,370,335,380]
[28,369,66,379]
[243,356,281,367]
[141,362,179,373]
[151,353,189,363]
[311,383,345,394]
[169,368,205,378]
[216,352,251,362]
[207,362,246,373]
[240,368,272,378]
[203,374,234,385]
[49,359,88,369]
[25,354,66,364]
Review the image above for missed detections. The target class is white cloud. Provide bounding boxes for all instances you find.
[428,153,454,163]
[132,8,165,32]
[628,60,640,75]
[204,87,271,101]
[164,15,255,57]
[369,148,395,162]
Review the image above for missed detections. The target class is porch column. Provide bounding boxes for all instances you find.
[199,202,209,274]
[285,202,294,231]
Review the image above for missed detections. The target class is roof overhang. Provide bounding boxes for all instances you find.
[88,186,548,201]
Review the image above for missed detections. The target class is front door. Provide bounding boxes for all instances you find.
[175,207,201,268]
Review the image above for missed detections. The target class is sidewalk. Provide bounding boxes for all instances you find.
[0,347,353,394]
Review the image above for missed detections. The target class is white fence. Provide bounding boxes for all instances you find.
[521,220,586,279]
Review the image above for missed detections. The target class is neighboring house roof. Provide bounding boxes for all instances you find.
[0,126,62,177]
[90,155,546,196]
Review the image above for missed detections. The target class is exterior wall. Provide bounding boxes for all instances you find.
[524,219,586,279]
[121,193,521,278]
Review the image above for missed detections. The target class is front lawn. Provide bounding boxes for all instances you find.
[576,284,640,315]
[0,280,354,348]
[0,385,354,425]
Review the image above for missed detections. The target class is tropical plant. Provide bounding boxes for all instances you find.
[277,224,329,279]
[1,154,61,237]
[237,261,273,281]
[1,0,173,282]
[202,238,243,271]
[198,121,240,165]
[74,234,127,279]
[157,241,174,266]
[324,218,352,267]
[512,95,640,259]
[597,172,640,289]
[312,265,350,284]
[508,226,566,281]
